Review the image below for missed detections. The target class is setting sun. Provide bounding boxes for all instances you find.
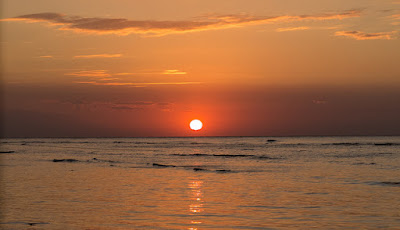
[1,1,400,229]
[190,119,203,131]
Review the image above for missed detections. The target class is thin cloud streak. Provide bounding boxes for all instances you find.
[391,14,400,20]
[312,99,328,105]
[66,70,111,77]
[335,30,396,40]
[66,69,188,79]
[276,26,310,32]
[43,99,170,112]
[38,55,54,58]
[114,72,134,76]
[115,70,188,75]
[75,81,203,87]
[390,14,400,25]
[2,10,361,36]
[162,69,187,75]
[73,54,122,59]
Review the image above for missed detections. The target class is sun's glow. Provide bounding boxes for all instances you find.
[190,119,203,131]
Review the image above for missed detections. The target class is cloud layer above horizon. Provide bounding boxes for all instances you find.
[335,30,397,40]
[3,10,362,36]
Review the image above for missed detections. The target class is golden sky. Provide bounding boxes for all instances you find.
[1,0,400,137]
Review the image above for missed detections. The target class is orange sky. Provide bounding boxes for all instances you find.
[1,0,400,137]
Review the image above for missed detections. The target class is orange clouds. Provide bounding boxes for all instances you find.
[390,14,400,25]
[43,98,172,112]
[335,31,397,40]
[2,10,361,36]
[162,70,187,75]
[73,54,122,59]
[38,55,54,58]
[66,70,111,77]
[75,81,202,87]
[66,69,199,87]
[276,26,310,32]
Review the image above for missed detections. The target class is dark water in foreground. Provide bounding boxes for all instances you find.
[1,137,400,229]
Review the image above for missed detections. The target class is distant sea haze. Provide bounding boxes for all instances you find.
[1,136,400,229]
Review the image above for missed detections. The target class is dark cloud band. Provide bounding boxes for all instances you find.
[3,10,361,36]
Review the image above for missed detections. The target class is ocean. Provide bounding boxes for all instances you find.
[1,136,399,229]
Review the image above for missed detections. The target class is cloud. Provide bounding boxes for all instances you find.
[74,81,203,87]
[97,78,119,81]
[115,70,188,75]
[2,10,361,36]
[312,99,328,105]
[112,101,175,111]
[65,70,111,77]
[73,53,122,59]
[111,102,174,112]
[38,55,54,58]
[162,69,187,75]
[111,105,145,110]
[275,25,345,32]
[156,102,175,112]
[114,72,134,76]
[391,14,400,20]
[43,98,170,111]
[66,69,189,81]
[335,30,397,40]
[276,26,310,32]
[389,14,400,25]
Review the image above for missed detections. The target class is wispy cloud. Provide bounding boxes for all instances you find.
[115,70,188,75]
[66,70,111,77]
[162,69,187,75]
[276,26,310,32]
[73,53,122,59]
[75,81,203,87]
[110,101,174,111]
[111,101,154,110]
[43,98,173,111]
[66,69,188,79]
[75,81,138,86]
[389,14,400,25]
[114,72,134,76]
[312,99,328,105]
[335,30,396,40]
[390,14,400,20]
[38,55,54,58]
[2,10,361,36]
[111,105,143,110]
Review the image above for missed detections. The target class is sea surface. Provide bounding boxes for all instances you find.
[1,136,400,229]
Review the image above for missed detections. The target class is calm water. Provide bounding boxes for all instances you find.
[1,137,400,229]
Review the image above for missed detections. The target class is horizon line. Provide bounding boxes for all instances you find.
[2,135,400,139]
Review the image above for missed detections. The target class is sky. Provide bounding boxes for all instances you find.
[1,0,400,137]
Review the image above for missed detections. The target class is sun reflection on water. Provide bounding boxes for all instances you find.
[188,179,204,229]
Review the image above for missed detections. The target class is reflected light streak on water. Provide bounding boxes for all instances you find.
[188,179,204,228]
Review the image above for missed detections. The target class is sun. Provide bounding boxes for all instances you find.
[190,119,203,131]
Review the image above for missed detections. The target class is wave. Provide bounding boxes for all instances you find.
[322,142,400,146]
[171,153,253,157]
[368,181,400,187]
[170,153,283,160]
[324,142,361,146]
